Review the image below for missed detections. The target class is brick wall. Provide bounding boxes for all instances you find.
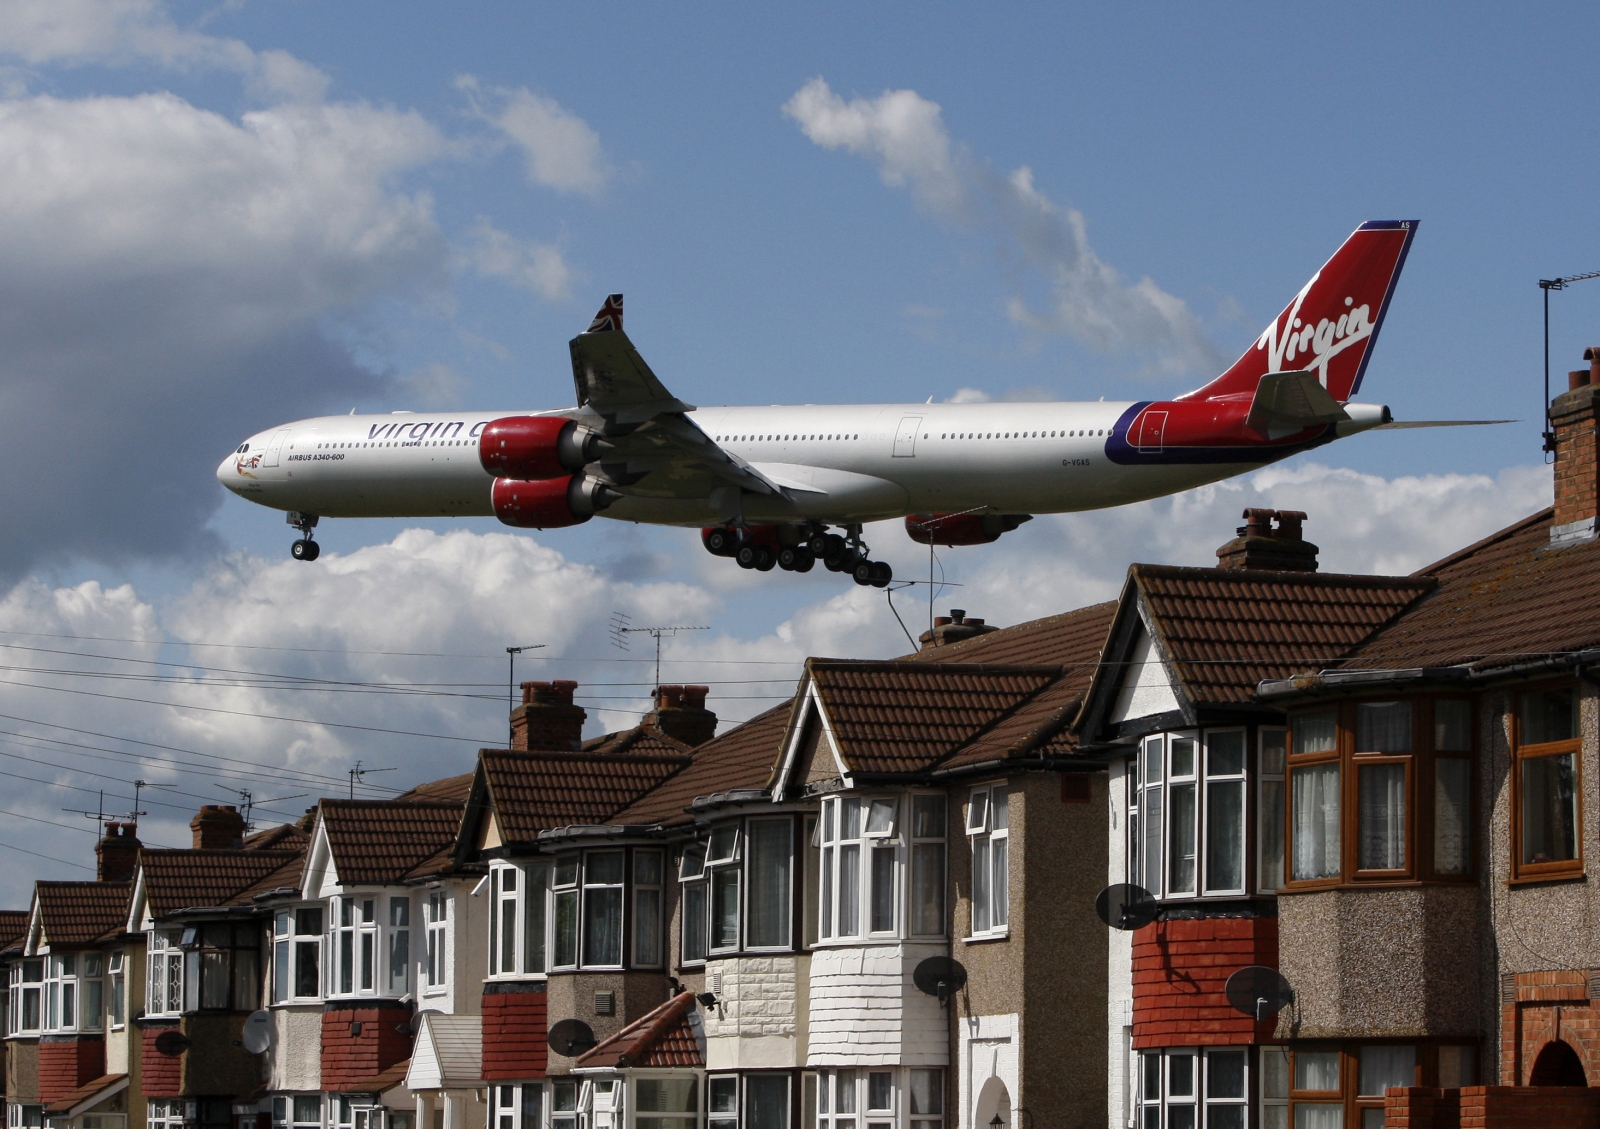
[1384,1086,1600,1129]
[481,983,547,1080]
[320,1001,413,1090]
[1499,969,1600,1086]
[1131,915,1278,1048]
[37,1037,104,1103]
[141,1023,183,1098]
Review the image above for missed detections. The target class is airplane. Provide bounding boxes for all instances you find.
[218,220,1459,586]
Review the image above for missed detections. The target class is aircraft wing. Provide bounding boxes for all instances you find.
[567,294,784,503]
[1370,419,1513,429]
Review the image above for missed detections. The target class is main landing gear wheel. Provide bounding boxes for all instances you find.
[706,528,737,555]
[778,547,815,573]
[287,511,321,561]
[736,544,775,571]
[853,560,892,588]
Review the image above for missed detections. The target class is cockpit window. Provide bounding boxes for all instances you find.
[236,443,250,453]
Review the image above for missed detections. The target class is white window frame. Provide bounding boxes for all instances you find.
[330,895,382,998]
[1202,729,1249,896]
[1166,734,1200,896]
[908,794,947,940]
[1132,730,1258,902]
[423,892,449,993]
[581,849,627,969]
[680,844,708,965]
[967,784,1009,939]
[107,951,125,1029]
[145,931,184,1018]
[818,796,902,943]
[706,826,742,955]
[271,905,324,1005]
[489,864,522,979]
[809,1068,927,1129]
[1139,1047,1251,1129]
[386,896,411,996]
[493,1082,546,1129]
[271,1094,324,1129]
[7,958,42,1035]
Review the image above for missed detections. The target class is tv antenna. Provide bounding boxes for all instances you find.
[505,643,546,747]
[118,779,175,825]
[215,786,308,831]
[1540,270,1600,459]
[62,790,111,827]
[609,614,708,687]
[348,761,396,800]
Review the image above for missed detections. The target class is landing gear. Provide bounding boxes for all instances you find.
[287,511,320,561]
[700,522,883,584]
[736,544,776,571]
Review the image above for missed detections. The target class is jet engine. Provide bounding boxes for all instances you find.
[492,475,618,528]
[905,513,1033,546]
[479,416,609,480]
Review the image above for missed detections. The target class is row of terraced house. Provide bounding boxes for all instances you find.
[11,366,1600,1129]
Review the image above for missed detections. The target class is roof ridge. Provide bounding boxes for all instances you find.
[808,658,1068,674]
[1409,507,1553,577]
[1132,562,1433,587]
[481,749,693,765]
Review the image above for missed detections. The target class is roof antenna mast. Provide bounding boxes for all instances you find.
[1540,270,1600,460]
[611,617,708,688]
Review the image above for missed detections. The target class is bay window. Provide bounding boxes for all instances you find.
[146,931,184,1017]
[1258,729,1287,892]
[42,952,103,1031]
[524,862,549,973]
[1514,686,1580,880]
[8,958,41,1034]
[271,906,323,1004]
[1204,731,1247,894]
[910,795,946,937]
[423,893,447,990]
[1261,1043,1473,1129]
[968,785,1008,936]
[1132,731,1252,899]
[632,1077,697,1129]
[1138,1049,1247,1129]
[808,1069,938,1129]
[819,797,903,941]
[388,897,410,994]
[681,844,708,964]
[553,855,579,968]
[709,1075,789,1129]
[583,851,626,967]
[707,828,741,953]
[683,817,798,956]
[633,850,664,966]
[490,866,519,976]
[107,951,125,1028]
[181,923,259,1011]
[331,897,378,996]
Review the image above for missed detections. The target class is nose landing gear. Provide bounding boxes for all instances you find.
[288,511,321,561]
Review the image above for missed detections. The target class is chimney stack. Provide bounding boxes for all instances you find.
[96,821,141,883]
[1216,508,1319,572]
[643,685,718,747]
[918,608,1001,651]
[512,680,587,750]
[191,805,246,850]
[1549,348,1600,546]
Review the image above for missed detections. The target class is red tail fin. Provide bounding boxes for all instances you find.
[1182,221,1417,403]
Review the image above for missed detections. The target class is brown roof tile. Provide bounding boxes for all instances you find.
[905,601,1119,668]
[0,909,30,951]
[243,824,309,851]
[227,854,306,905]
[581,727,694,758]
[140,850,301,918]
[575,991,703,1068]
[395,773,475,803]
[321,802,466,886]
[481,751,691,844]
[35,881,130,945]
[43,1074,127,1116]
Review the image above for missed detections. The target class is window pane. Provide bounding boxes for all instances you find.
[909,1069,942,1114]
[1358,1045,1415,1095]
[1144,736,1165,785]
[839,844,860,935]
[1208,731,1245,776]
[634,887,661,965]
[842,798,862,839]
[709,1077,738,1113]
[525,865,547,973]
[555,854,579,886]
[1292,764,1341,880]
[1294,1106,1343,1129]
[1172,736,1197,777]
[1293,712,1337,754]
[293,1099,320,1124]
[967,791,988,832]
[1142,786,1164,896]
[1438,1045,1476,1088]
[1209,1050,1246,1098]
[1522,752,1579,865]
[866,798,896,835]
[554,890,579,966]
[911,843,945,936]
[636,850,663,885]
[1170,1053,1196,1096]
[1205,780,1244,893]
[1169,782,1197,894]
[711,867,740,949]
[991,788,1008,830]
[746,1075,789,1129]
[583,887,623,965]
[500,896,516,974]
[588,850,625,884]
[388,929,409,994]
[1522,688,1577,744]
[747,819,792,948]
[361,930,374,990]
[201,951,230,1009]
[1171,1107,1197,1129]
[683,882,707,962]
[820,844,833,939]
[1209,1107,1245,1129]
[294,941,318,998]
[273,941,289,1004]
[1358,763,1407,870]
[1295,1051,1340,1091]
[870,846,895,932]
[1259,778,1285,892]
[838,1069,857,1112]
[912,795,945,839]
[1435,758,1470,875]
[1356,702,1411,753]
[972,838,990,933]
[296,908,322,935]
[339,931,353,993]
[1435,701,1471,751]
[992,835,1009,928]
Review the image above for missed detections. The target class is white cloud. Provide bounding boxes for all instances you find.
[0,0,330,101]
[401,363,468,409]
[461,217,574,301]
[946,387,991,403]
[784,78,1222,377]
[458,76,607,195]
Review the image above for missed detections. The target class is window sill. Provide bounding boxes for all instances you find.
[1508,870,1586,888]
[963,932,1010,945]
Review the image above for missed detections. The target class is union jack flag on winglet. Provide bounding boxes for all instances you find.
[587,293,624,333]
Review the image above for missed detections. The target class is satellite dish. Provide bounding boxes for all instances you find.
[548,1018,596,1058]
[1224,965,1294,1022]
[153,1030,191,1057]
[1095,883,1158,930]
[241,1010,275,1054]
[912,956,968,1005]
[398,1008,442,1037]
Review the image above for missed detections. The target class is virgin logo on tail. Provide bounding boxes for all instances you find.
[1254,276,1375,388]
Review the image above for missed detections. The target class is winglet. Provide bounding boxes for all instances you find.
[587,294,624,333]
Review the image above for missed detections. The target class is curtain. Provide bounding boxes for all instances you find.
[1358,763,1406,870]
[1205,780,1244,892]
[1434,759,1470,875]
[1356,702,1411,753]
[747,819,792,947]
[1292,765,1340,880]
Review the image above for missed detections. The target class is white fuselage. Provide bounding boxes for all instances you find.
[217,401,1289,528]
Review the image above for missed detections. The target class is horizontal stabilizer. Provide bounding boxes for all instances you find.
[1371,419,1514,429]
[1245,370,1350,434]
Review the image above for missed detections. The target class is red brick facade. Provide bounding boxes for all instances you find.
[1384,1085,1600,1129]
[321,1002,414,1090]
[37,1037,104,1103]
[1131,915,1278,1048]
[140,1024,183,1098]
[481,984,548,1080]
[1498,970,1600,1087]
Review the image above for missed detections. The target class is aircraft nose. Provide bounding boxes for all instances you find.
[218,445,249,492]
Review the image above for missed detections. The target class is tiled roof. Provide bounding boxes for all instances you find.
[606,703,795,828]
[581,727,694,758]
[228,854,306,904]
[1344,509,1600,672]
[481,751,692,844]
[1131,565,1435,704]
[807,661,1064,775]
[0,909,30,950]
[342,1058,411,1096]
[43,1074,127,1116]
[395,773,475,803]
[320,802,467,886]
[576,991,703,1068]
[35,881,130,945]
[140,850,301,918]
[905,601,1119,668]
[243,824,309,851]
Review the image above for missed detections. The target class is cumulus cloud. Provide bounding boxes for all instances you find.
[458,76,607,194]
[0,0,330,101]
[784,78,1222,377]
[0,90,449,582]
[461,217,574,301]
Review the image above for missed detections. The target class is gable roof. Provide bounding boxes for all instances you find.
[470,750,693,847]
[575,990,704,1069]
[0,909,31,952]
[406,1013,481,1090]
[395,773,475,804]
[34,881,130,946]
[243,823,310,851]
[581,727,695,758]
[138,849,301,919]
[319,801,467,886]
[43,1074,128,1118]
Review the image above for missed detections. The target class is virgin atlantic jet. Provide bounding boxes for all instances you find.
[218,220,1452,586]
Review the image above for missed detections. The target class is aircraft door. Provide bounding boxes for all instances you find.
[893,415,923,457]
[264,428,291,468]
[1136,411,1167,452]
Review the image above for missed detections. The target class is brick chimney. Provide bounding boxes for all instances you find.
[1548,348,1600,546]
[1215,508,1319,572]
[918,608,1000,651]
[643,685,718,747]
[96,822,141,882]
[191,805,246,850]
[512,680,587,750]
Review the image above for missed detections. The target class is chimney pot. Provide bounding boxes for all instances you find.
[643,684,717,747]
[1217,508,1319,572]
[949,609,966,623]
[933,616,952,628]
[513,680,587,750]
[1571,369,1591,391]
[1243,507,1274,538]
[917,610,1000,651]
[1588,346,1600,383]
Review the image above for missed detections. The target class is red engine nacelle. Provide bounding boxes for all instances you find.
[906,513,1032,546]
[492,475,617,528]
[479,416,606,481]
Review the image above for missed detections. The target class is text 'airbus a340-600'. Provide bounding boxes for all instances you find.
[218,220,1488,586]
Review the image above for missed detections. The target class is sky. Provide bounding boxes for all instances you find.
[0,1,1590,901]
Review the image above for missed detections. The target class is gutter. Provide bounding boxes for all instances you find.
[534,824,667,844]
[1256,647,1600,701]
[842,755,1108,786]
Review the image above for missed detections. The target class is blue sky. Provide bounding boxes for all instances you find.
[0,1,1586,892]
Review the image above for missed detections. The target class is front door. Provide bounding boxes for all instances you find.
[893,415,923,457]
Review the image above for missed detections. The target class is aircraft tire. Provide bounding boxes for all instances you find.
[870,561,891,588]
[706,528,736,555]
[793,554,815,573]
[736,545,759,569]
[755,548,776,571]
[853,561,875,586]
[304,541,321,561]
[778,547,811,571]
[292,538,319,561]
